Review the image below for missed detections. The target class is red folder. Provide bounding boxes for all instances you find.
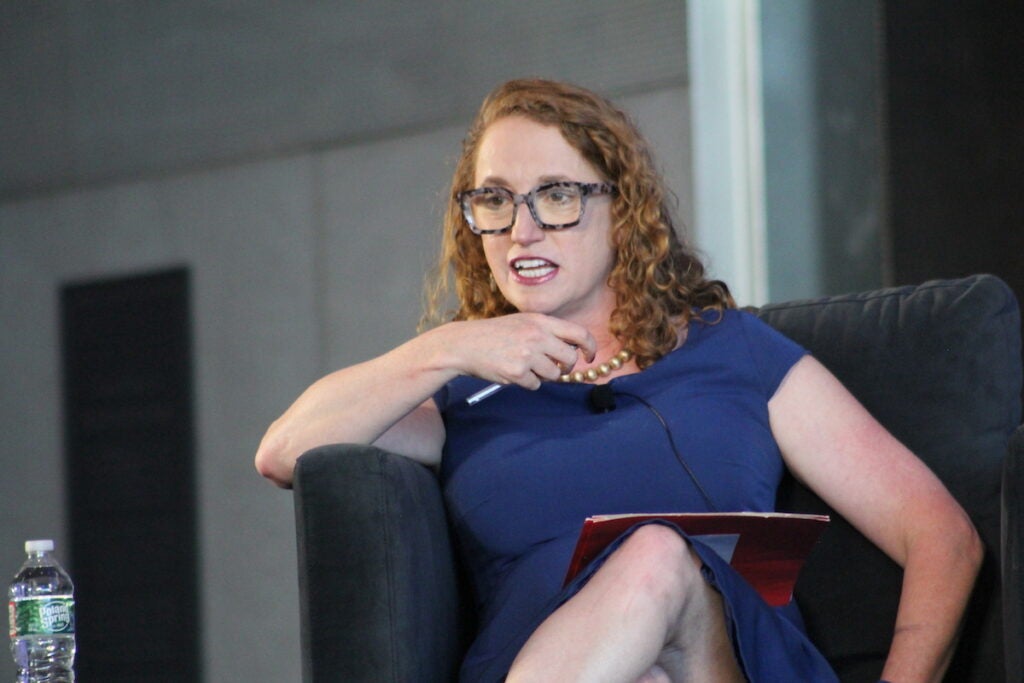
[564,512,830,607]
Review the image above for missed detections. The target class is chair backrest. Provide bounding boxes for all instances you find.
[757,274,1022,682]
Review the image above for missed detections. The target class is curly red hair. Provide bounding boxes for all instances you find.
[423,79,733,368]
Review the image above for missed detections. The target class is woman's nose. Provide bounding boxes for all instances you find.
[510,202,544,244]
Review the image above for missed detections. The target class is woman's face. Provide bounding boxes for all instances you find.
[473,115,616,327]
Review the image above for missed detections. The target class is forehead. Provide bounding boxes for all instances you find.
[473,115,598,186]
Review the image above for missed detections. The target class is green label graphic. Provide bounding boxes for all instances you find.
[8,597,75,637]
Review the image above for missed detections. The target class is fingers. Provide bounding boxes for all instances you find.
[489,341,565,388]
[500,315,596,386]
[551,320,597,363]
[447,313,599,390]
[542,340,581,377]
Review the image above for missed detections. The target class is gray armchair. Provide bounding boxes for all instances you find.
[294,274,1023,682]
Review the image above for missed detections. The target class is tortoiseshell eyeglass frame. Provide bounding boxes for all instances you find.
[457,181,617,235]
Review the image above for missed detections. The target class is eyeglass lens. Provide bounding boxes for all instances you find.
[467,184,585,232]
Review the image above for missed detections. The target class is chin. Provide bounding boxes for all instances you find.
[500,286,579,319]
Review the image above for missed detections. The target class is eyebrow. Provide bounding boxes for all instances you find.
[476,174,578,189]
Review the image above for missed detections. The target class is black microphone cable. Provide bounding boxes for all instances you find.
[589,384,719,512]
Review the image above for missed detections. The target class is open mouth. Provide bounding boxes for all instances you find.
[511,257,558,280]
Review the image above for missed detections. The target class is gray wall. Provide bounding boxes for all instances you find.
[0,2,691,680]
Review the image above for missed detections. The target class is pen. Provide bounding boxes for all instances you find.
[466,382,504,405]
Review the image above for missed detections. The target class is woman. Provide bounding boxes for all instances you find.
[256,79,981,682]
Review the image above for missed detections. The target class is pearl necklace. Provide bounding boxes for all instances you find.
[559,349,633,384]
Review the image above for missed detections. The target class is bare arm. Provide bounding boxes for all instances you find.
[769,356,982,683]
[254,313,595,487]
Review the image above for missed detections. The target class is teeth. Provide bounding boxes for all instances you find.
[514,258,549,270]
[519,266,554,278]
[513,258,555,279]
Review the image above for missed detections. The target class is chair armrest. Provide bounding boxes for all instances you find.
[1003,424,1024,683]
[293,444,469,682]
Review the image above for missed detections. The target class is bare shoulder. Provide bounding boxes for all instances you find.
[768,354,901,485]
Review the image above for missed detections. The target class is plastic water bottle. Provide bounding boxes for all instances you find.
[7,540,75,683]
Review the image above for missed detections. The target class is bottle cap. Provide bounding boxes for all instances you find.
[25,540,54,553]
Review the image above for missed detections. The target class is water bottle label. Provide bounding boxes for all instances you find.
[8,597,75,638]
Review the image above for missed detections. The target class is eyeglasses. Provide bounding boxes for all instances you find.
[457,181,616,235]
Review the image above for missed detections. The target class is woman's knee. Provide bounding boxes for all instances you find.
[619,524,693,565]
[612,524,703,598]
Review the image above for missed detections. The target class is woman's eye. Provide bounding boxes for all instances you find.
[477,193,509,210]
[540,187,578,206]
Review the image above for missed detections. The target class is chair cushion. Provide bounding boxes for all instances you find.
[757,274,1022,682]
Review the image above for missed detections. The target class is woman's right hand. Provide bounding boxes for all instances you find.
[437,313,597,390]
[254,312,594,487]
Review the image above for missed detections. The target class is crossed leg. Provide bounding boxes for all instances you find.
[506,524,745,683]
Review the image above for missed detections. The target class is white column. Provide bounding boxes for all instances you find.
[687,0,768,306]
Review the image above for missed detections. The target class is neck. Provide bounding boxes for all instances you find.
[550,294,635,380]
[566,327,638,384]
[589,328,620,359]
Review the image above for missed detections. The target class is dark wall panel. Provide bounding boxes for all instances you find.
[883,0,1024,410]
[60,267,200,682]
[884,1,1024,299]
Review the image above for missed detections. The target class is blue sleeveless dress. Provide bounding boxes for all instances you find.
[435,310,838,682]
